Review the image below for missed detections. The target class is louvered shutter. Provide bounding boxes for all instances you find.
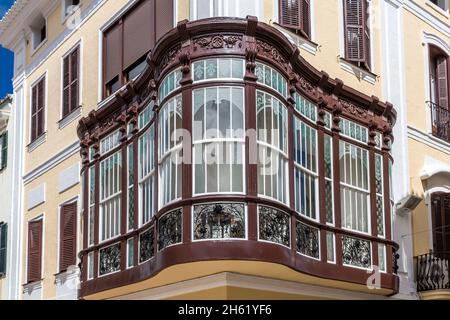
[1,132,7,170]
[70,47,79,114]
[37,79,45,138]
[432,193,450,259]
[59,202,77,272]
[280,0,300,30]
[63,55,70,117]
[437,57,449,109]
[27,220,43,283]
[301,0,310,38]
[0,223,7,275]
[31,85,37,141]
[344,0,369,66]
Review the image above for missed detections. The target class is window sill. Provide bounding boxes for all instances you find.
[59,106,82,130]
[425,1,449,19]
[27,132,47,153]
[272,22,319,55]
[31,39,48,57]
[54,267,80,285]
[61,2,84,25]
[338,57,378,85]
[23,279,43,291]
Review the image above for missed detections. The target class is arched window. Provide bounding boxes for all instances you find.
[431,193,450,259]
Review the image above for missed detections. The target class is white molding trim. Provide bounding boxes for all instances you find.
[403,0,450,38]
[271,23,319,56]
[339,58,378,85]
[23,141,80,185]
[407,125,450,154]
[423,31,450,56]
[27,132,47,153]
[112,272,394,300]
[58,107,82,130]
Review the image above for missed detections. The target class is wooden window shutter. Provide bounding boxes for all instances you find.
[436,57,449,109]
[1,132,7,170]
[59,202,77,272]
[280,0,311,38]
[123,0,155,70]
[31,85,38,142]
[63,56,71,117]
[37,78,45,139]
[27,220,43,283]
[63,47,79,117]
[0,223,7,275]
[431,193,450,259]
[301,0,311,38]
[344,0,370,68]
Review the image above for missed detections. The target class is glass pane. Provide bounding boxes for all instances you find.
[219,58,231,78]
[219,87,231,138]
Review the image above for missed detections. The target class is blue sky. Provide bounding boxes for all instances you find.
[0,0,15,100]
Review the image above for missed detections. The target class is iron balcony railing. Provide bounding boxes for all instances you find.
[416,252,450,292]
[429,101,450,143]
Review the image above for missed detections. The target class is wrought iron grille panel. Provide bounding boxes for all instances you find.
[416,252,450,292]
[193,203,246,240]
[429,101,450,143]
[99,243,121,276]
[258,206,290,247]
[139,227,155,263]
[158,209,182,250]
[296,222,320,259]
[342,236,371,268]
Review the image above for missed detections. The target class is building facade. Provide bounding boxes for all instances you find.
[0,0,449,300]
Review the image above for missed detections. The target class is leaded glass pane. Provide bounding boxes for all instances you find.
[258,206,290,247]
[193,203,245,240]
[127,238,134,268]
[99,243,121,276]
[339,118,368,144]
[296,222,320,259]
[326,232,335,262]
[255,63,288,98]
[342,236,371,268]
[139,227,154,263]
[158,209,182,250]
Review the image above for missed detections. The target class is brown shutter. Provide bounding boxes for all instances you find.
[123,0,155,70]
[301,0,310,38]
[70,47,79,113]
[344,0,366,63]
[37,79,45,137]
[27,219,43,283]
[63,56,70,117]
[437,57,449,109]
[431,193,450,259]
[104,23,122,84]
[280,0,300,30]
[155,0,173,41]
[31,85,37,141]
[59,202,77,272]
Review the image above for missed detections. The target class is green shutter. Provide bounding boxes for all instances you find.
[0,132,7,170]
[0,223,7,275]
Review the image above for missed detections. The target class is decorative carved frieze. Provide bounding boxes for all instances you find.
[256,40,287,68]
[339,99,368,119]
[193,35,243,50]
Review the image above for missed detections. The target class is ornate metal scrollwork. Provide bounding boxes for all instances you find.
[139,227,155,263]
[158,209,182,250]
[296,222,320,259]
[99,243,121,276]
[193,203,246,240]
[258,206,290,247]
[342,236,371,268]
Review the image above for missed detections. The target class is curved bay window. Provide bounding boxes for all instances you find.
[78,17,399,298]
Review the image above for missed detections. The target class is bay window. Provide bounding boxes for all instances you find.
[190,0,264,20]
[159,95,183,207]
[193,87,245,194]
[339,140,370,233]
[257,90,288,204]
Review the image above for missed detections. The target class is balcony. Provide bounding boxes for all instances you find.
[429,101,450,143]
[416,252,450,297]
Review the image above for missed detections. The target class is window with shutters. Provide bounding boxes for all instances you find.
[190,0,264,20]
[30,77,46,143]
[279,0,311,38]
[27,219,43,283]
[429,46,450,141]
[343,0,371,70]
[431,193,450,259]
[59,202,77,272]
[103,0,174,98]
[62,46,80,118]
[0,131,7,171]
[0,223,7,276]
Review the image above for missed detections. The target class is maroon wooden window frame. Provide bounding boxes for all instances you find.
[59,202,78,272]
[430,46,450,110]
[279,0,311,38]
[62,46,80,118]
[27,219,43,283]
[30,77,45,143]
[343,0,371,70]
[102,0,174,98]
[431,193,450,259]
